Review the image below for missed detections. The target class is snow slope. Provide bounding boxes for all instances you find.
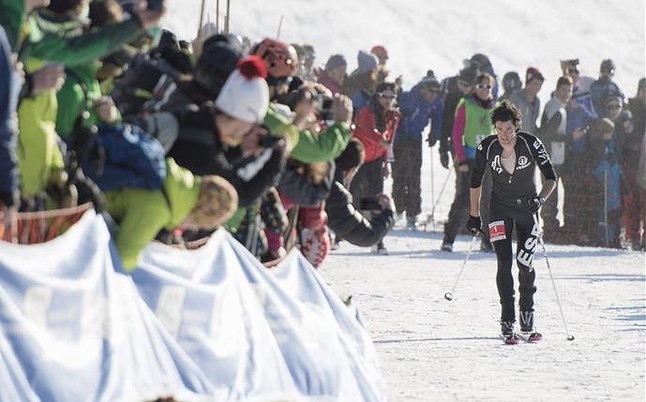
[160,1,646,400]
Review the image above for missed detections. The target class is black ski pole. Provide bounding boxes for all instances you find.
[444,233,479,301]
[539,236,575,341]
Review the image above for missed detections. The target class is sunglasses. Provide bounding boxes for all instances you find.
[606,103,622,111]
[378,90,397,99]
[476,84,492,90]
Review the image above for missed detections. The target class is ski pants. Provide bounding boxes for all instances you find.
[489,210,539,322]
[392,138,422,218]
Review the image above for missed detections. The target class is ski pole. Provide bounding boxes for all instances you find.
[539,236,575,341]
[444,233,479,301]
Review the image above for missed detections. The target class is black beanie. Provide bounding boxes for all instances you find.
[335,138,365,172]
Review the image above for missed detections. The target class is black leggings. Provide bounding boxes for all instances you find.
[489,212,540,322]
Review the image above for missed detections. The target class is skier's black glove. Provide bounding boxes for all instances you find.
[524,196,545,213]
[439,151,449,169]
[466,215,482,236]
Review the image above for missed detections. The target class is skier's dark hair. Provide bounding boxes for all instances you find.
[491,100,522,128]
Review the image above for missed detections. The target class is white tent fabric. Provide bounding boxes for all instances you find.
[0,210,386,401]
[0,211,212,402]
[136,229,387,401]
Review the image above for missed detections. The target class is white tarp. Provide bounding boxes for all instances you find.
[136,229,387,402]
[0,211,386,401]
[0,211,212,402]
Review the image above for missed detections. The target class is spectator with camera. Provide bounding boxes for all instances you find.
[326,138,395,248]
[350,81,400,254]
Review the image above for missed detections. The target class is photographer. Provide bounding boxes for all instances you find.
[350,81,400,254]
[326,138,395,248]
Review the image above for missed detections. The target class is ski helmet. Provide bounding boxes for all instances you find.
[251,38,299,79]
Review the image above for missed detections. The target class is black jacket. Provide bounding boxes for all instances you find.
[325,171,394,247]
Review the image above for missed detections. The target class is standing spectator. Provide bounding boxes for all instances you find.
[350,82,400,254]
[441,73,496,252]
[392,75,442,228]
[590,59,622,117]
[625,78,646,250]
[499,71,522,101]
[316,54,347,95]
[539,76,573,242]
[370,45,390,85]
[467,100,557,343]
[343,50,379,114]
[509,67,544,134]
[438,63,478,170]
[585,118,623,247]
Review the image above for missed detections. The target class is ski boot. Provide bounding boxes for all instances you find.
[520,311,542,342]
[501,320,519,345]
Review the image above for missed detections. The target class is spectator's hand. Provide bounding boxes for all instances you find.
[572,126,588,141]
[332,93,352,125]
[30,64,65,95]
[240,125,271,157]
[523,196,545,213]
[439,150,450,169]
[94,96,118,123]
[133,0,166,30]
[458,162,469,173]
[466,215,482,236]
[426,133,437,147]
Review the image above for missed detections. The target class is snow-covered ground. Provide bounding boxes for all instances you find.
[161,1,646,401]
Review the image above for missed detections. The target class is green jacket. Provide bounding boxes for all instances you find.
[263,103,352,163]
[16,14,143,197]
[0,0,24,51]
[56,61,122,139]
[105,158,201,270]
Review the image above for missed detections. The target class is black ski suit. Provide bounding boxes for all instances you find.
[471,131,557,322]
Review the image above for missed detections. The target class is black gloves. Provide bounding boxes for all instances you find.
[466,215,482,236]
[524,196,546,213]
[439,151,449,169]
[426,133,438,147]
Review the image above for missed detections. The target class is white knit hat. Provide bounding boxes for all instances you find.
[215,56,269,124]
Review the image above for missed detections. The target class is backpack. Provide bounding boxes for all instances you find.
[82,124,167,191]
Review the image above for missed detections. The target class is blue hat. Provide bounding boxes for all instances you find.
[357,50,378,73]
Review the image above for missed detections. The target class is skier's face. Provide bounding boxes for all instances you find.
[495,120,518,146]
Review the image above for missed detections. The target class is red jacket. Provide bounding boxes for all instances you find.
[352,104,400,163]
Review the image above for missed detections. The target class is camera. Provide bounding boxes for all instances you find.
[317,93,334,122]
[359,197,382,211]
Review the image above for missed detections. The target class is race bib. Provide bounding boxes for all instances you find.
[489,220,507,242]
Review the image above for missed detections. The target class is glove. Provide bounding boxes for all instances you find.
[466,215,482,236]
[426,133,438,147]
[439,151,449,169]
[524,196,545,213]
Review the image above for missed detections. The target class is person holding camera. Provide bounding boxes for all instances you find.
[326,138,395,248]
[350,81,400,254]
[467,100,556,343]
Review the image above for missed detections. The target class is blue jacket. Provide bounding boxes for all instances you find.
[394,82,443,144]
[0,26,19,207]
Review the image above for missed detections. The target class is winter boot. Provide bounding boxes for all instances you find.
[440,236,453,252]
